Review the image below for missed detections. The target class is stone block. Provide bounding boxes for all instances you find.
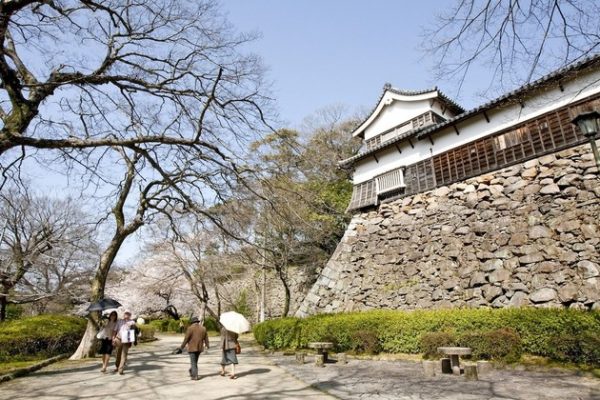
[529,225,553,239]
[489,268,511,283]
[540,183,560,194]
[314,354,324,367]
[295,352,305,364]
[530,288,557,303]
[519,253,544,264]
[464,365,478,380]
[558,284,579,303]
[337,353,348,364]
[422,360,437,377]
[482,285,503,301]
[557,173,580,187]
[476,361,493,376]
[577,260,599,278]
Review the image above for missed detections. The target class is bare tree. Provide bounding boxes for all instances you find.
[0,185,94,321]
[0,1,271,356]
[426,0,600,94]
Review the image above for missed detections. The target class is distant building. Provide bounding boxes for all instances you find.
[342,55,600,212]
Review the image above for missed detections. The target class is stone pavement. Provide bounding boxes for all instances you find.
[0,335,334,400]
[273,354,600,400]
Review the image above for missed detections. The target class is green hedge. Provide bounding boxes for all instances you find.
[0,315,86,362]
[253,308,600,365]
[138,325,156,341]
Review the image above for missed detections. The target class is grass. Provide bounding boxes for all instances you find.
[518,354,600,378]
[0,357,45,375]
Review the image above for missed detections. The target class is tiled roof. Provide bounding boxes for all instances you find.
[340,53,600,168]
[387,86,464,115]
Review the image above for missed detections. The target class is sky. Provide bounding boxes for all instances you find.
[110,0,493,263]
[220,0,489,129]
[18,1,497,265]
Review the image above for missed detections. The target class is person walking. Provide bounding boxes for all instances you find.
[219,326,239,379]
[98,311,118,373]
[113,310,137,375]
[179,316,209,380]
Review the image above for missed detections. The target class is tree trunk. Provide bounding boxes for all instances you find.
[214,284,221,317]
[277,266,291,317]
[70,232,129,359]
[0,286,7,322]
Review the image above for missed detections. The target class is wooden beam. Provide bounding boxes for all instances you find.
[408,138,414,148]
[395,144,402,154]
[373,153,379,163]
[483,111,490,123]
[454,125,460,135]
[428,135,434,145]
[559,82,564,92]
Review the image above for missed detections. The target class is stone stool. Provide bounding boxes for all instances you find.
[315,354,325,367]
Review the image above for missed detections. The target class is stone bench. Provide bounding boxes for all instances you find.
[308,342,334,364]
[437,347,472,375]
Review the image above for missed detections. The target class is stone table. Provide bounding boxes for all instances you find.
[437,347,472,375]
[308,342,334,363]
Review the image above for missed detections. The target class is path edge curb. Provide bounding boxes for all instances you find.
[0,353,70,384]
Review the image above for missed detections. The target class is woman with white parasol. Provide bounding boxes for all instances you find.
[219,311,250,379]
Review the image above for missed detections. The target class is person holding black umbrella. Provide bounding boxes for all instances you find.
[98,311,118,373]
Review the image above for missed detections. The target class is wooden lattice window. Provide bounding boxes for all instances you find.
[347,180,377,211]
[366,135,382,150]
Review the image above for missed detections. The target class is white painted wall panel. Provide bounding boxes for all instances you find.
[353,68,600,185]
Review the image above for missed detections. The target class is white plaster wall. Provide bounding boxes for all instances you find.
[353,68,600,185]
[364,98,432,141]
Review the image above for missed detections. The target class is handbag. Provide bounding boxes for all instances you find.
[235,342,241,354]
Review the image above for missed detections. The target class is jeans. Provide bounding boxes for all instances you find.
[189,351,200,379]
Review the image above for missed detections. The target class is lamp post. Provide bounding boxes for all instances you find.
[571,110,600,172]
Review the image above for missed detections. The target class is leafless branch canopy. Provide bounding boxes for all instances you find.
[426,0,600,95]
[0,0,272,210]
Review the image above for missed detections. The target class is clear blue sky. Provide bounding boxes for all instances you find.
[221,0,488,128]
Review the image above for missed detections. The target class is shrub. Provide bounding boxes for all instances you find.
[420,332,456,359]
[351,330,381,354]
[138,325,156,341]
[204,317,219,332]
[459,328,522,363]
[0,314,86,361]
[551,330,600,364]
[5,304,24,320]
[148,318,188,333]
[253,308,600,365]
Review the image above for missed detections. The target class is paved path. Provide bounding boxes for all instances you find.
[0,335,335,400]
[273,354,600,400]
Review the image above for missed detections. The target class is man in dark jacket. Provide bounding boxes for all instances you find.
[180,317,209,380]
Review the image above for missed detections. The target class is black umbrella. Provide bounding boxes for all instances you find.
[86,298,122,312]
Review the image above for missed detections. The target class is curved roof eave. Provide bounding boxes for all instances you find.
[350,85,465,138]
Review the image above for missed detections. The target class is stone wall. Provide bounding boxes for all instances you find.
[296,143,600,316]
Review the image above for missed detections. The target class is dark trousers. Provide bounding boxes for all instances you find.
[189,351,200,379]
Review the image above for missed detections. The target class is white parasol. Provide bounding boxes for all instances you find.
[219,311,251,334]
